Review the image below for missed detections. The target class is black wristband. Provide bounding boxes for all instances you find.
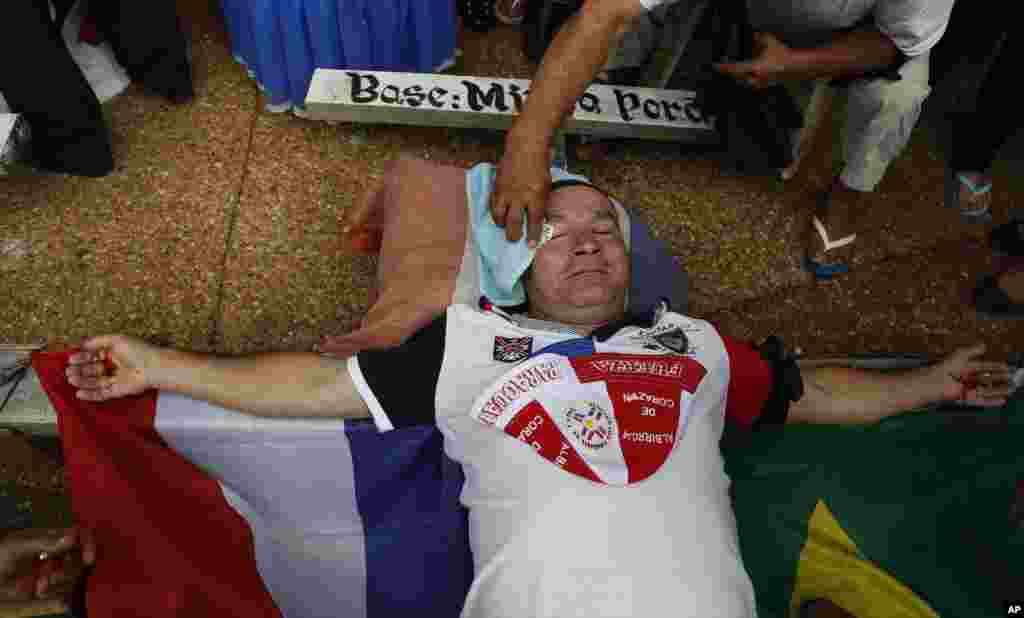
[753,336,804,428]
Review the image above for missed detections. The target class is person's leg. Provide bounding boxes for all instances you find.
[841,51,931,193]
[782,79,829,179]
[89,0,194,103]
[951,33,1017,175]
[928,1,1004,87]
[0,0,113,176]
[804,52,931,278]
[948,34,1019,217]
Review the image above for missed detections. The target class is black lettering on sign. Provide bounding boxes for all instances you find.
[578,92,601,114]
[683,101,704,123]
[463,81,509,112]
[428,87,448,108]
[642,99,661,120]
[403,85,426,107]
[508,84,527,112]
[348,72,379,104]
[666,101,684,122]
[660,100,677,122]
[614,89,640,122]
[380,84,401,104]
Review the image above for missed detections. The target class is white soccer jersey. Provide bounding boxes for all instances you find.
[349,303,778,618]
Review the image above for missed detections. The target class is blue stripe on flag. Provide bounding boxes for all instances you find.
[345,420,473,617]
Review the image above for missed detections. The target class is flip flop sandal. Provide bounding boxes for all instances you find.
[972,271,1024,320]
[990,218,1024,256]
[495,0,527,25]
[803,210,856,280]
[945,168,993,222]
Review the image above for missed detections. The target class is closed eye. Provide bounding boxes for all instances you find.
[547,224,569,241]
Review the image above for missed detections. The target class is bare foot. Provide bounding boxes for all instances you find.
[805,179,863,270]
[955,171,992,217]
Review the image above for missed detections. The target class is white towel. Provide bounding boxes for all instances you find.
[466,163,630,306]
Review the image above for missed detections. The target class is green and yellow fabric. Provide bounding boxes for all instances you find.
[723,397,1024,618]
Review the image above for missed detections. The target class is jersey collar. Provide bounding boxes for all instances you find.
[479,296,671,343]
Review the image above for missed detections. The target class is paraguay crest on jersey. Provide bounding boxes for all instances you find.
[470,333,708,486]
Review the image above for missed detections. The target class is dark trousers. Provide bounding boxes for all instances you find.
[951,34,1021,173]
[0,0,113,176]
[930,1,1019,174]
[88,0,193,102]
[0,0,192,177]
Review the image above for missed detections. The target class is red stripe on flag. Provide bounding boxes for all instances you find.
[33,351,282,617]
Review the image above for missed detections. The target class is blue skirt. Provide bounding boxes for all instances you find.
[219,0,458,111]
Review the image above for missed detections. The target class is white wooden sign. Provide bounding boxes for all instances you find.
[304,69,715,141]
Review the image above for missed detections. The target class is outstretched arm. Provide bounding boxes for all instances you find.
[788,344,1012,425]
[65,334,370,420]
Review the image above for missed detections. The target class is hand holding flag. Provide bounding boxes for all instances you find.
[65,334,162,401]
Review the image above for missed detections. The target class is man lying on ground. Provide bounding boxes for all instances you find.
[65,181,1012,617]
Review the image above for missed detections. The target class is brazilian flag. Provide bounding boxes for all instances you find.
[722,394,1023,618]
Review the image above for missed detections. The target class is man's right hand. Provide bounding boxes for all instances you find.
[491,135,551,248]
[63,336,371,420]
[65,335,162,401]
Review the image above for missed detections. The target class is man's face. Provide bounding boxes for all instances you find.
[524,186,629,327]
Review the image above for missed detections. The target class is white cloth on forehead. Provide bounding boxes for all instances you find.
[466,163,630,307]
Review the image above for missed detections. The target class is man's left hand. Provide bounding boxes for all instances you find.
[930,343,1014,407]
[714,32,798,89]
